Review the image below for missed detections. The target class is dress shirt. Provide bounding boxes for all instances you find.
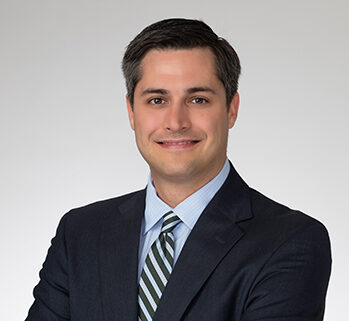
[138,159,230,281]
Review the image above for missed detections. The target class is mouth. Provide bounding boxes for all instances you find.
[157,139,200,149]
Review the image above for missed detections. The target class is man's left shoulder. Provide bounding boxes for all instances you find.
[247,187,330,244]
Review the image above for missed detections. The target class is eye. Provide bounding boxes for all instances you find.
[191,97,208,104]
[148,97,166,105]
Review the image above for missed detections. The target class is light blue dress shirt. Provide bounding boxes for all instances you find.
[138,159,230,281]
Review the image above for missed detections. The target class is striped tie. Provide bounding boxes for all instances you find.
[138,211,181,321]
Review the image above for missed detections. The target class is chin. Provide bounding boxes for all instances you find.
[153,162,197,181]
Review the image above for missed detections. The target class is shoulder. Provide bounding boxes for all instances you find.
[250,187,326,225]
[58,189,145,230]
[247,187,330,250]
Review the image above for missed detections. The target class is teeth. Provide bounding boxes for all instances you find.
[163,141,193,145]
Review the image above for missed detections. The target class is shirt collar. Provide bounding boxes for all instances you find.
[143,159,230,234]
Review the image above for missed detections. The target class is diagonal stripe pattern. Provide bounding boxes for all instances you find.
[138,211,181,321]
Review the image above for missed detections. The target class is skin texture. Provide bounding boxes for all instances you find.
[126,48,239,207]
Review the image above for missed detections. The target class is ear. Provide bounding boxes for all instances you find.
[228,92,240,129]
[126,94,135,130]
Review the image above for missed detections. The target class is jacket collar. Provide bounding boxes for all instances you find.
[99,190,145,321]
[153,162,253,321]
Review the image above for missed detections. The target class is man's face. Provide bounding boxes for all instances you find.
[127,48,239,185]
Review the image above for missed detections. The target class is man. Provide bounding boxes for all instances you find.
[26,18,331,321]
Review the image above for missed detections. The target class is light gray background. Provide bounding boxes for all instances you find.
[1,0,348,320]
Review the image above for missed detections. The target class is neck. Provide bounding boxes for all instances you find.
[151,160,226,208]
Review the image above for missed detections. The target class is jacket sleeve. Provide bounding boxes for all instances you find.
[25,213,71,321]
[241,221,332,321]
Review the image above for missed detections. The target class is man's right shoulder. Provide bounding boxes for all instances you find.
[59,188,146,228]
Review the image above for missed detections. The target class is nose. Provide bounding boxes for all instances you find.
[164,101,191,132]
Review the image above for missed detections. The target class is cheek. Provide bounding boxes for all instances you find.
[134,112,162,137]
[194,112,228,137]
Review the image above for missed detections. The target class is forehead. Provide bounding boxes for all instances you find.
[136,48,220,92]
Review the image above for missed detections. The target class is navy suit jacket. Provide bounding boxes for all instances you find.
[26,164,331,320]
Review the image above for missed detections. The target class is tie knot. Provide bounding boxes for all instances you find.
[161,211,181,233]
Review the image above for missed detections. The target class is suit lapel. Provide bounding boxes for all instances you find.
[154,164,253,321]
[99,190,145,321]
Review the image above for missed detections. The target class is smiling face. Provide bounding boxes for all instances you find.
[126,48,239,186]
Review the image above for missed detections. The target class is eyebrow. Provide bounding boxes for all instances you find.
[140,87,217,96]
[186,87,217,95]
[141,88,169,96]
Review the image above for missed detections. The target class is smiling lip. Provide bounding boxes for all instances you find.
[157,139,200,149]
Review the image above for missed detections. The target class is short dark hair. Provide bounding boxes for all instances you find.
[122,18,241,107]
